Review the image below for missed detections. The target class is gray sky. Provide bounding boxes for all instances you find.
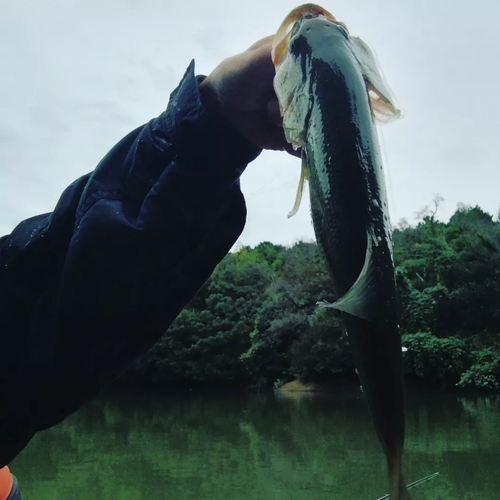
[1,0,499,247]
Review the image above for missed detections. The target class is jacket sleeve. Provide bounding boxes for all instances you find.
[0,60,261,461]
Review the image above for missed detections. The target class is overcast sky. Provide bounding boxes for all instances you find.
[1,0,499,247]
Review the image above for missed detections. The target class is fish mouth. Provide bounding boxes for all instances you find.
[271,3,348,67]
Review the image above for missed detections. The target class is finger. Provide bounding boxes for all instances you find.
[265,137,301,159]
[267,99,283,127]
[257,123,301,157]
[284,143,302,158]
[265,102,301,158]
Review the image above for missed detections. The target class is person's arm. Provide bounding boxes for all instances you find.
[0,36,295,466]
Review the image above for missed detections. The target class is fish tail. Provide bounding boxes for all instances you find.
[387,452,412,500]
[388,473,412,500]
[398,476,412,500]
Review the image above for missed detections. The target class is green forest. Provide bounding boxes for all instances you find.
[125,203,500,393]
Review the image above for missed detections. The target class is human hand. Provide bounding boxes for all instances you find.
[199,36,300,157]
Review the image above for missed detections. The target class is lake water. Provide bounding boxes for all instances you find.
[10,387,500,499]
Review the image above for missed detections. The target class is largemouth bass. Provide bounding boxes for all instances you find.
[272,4,410,500]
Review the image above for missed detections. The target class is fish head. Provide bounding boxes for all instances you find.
[272,3,400,144]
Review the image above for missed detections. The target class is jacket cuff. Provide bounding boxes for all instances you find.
[159,60,262,186]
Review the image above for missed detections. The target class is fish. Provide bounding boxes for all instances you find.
[272,4,411,499]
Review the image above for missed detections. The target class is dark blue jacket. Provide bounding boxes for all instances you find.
[0,62,261,467]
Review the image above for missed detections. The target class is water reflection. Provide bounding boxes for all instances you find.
[10,389,500,500]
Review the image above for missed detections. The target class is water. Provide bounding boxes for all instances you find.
[10,388,500,499]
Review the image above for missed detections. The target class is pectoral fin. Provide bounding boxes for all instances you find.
[348,36,401,123]
[287,153,309,218]
[318,231,378,321]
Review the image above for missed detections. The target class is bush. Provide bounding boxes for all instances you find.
[457,348,500,391]
[402,332,470,387]
[289,307,353,382]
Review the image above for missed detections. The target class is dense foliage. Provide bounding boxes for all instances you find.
[126,204,500,392]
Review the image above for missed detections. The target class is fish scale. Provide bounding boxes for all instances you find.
[306,57,373,295]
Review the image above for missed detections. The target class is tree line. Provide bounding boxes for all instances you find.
[123,203,500,392]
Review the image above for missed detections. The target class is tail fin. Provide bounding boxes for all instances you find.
[389,472,412,500]
[386,452,410,500]
[397,476,412,500]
